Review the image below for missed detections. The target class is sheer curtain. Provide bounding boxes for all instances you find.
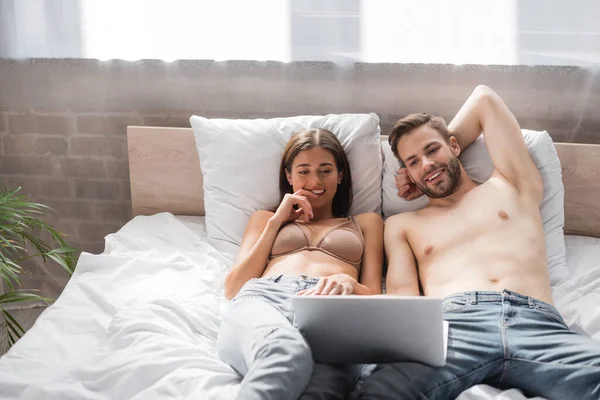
[1,0,599,66]
[0,0,83,58]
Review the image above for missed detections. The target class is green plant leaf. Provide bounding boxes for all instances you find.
[46,249,77,276]
[2,309,25,334]
[2,309,25,341]
[0,252,22,290]
[0,290,51,305]
[0,182,78,348]
[5,324,16,347]
[19,247,77,276]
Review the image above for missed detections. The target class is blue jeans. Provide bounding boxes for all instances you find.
[217,275,358,400]
[357,289,600,400]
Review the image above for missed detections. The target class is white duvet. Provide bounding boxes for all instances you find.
[0,213,599,400]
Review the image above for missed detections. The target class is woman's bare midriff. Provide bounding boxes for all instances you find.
[262,251,359,281]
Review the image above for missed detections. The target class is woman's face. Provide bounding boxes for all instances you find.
[286,147,342,210]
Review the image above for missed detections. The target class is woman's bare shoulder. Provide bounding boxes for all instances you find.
[246,210,275,227]
[354,212,383,229]
[251,209,275,219]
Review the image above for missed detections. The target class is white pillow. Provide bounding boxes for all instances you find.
[382,130,567,285]
[190,113,382,259]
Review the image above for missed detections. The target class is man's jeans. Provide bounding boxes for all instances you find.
[357,289,600,400]
[217,275,357,400]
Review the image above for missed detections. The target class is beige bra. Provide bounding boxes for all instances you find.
[269,217,365,271]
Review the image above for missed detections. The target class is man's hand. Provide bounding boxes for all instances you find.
[396,167,424,200]
[297,274,356,296]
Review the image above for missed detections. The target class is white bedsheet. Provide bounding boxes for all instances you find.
[0,213,598,400]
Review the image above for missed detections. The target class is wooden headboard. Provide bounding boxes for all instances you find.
[127,126,600,238]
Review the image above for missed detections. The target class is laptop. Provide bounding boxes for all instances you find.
[292,295,448,366]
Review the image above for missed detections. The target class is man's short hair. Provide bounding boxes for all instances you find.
[388,113,451,161]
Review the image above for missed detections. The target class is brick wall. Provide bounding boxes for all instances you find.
[0,109,132,296]
[1,59,599,298]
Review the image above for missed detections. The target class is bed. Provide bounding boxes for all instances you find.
[0,126,599,400]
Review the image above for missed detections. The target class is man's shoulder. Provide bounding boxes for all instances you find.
[385,210,419,227]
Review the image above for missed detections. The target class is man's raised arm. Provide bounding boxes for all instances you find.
[448,85,543,203]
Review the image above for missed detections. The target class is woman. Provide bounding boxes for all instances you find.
[217,128,383,400]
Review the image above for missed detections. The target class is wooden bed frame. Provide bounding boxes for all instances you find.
[127,126,600,238]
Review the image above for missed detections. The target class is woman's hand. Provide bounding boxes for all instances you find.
[272,190,317,225]
[297,274,357,296]
[396,167,424,200]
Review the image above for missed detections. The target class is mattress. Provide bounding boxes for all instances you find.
[0,213,598,400]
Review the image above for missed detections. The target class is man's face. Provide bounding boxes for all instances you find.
[397,125,462,199]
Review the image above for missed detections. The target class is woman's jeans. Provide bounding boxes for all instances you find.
[217,275,358,400]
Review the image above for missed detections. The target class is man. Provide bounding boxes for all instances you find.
[358,86,600,399]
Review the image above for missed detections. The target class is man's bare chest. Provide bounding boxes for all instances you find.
[407,180,531,258]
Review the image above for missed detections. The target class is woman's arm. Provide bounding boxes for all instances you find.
[353,212,384,295]
[224,190,316,300]
[223,210,282,300]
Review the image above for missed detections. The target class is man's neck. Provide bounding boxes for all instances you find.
[428,171,478,208]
